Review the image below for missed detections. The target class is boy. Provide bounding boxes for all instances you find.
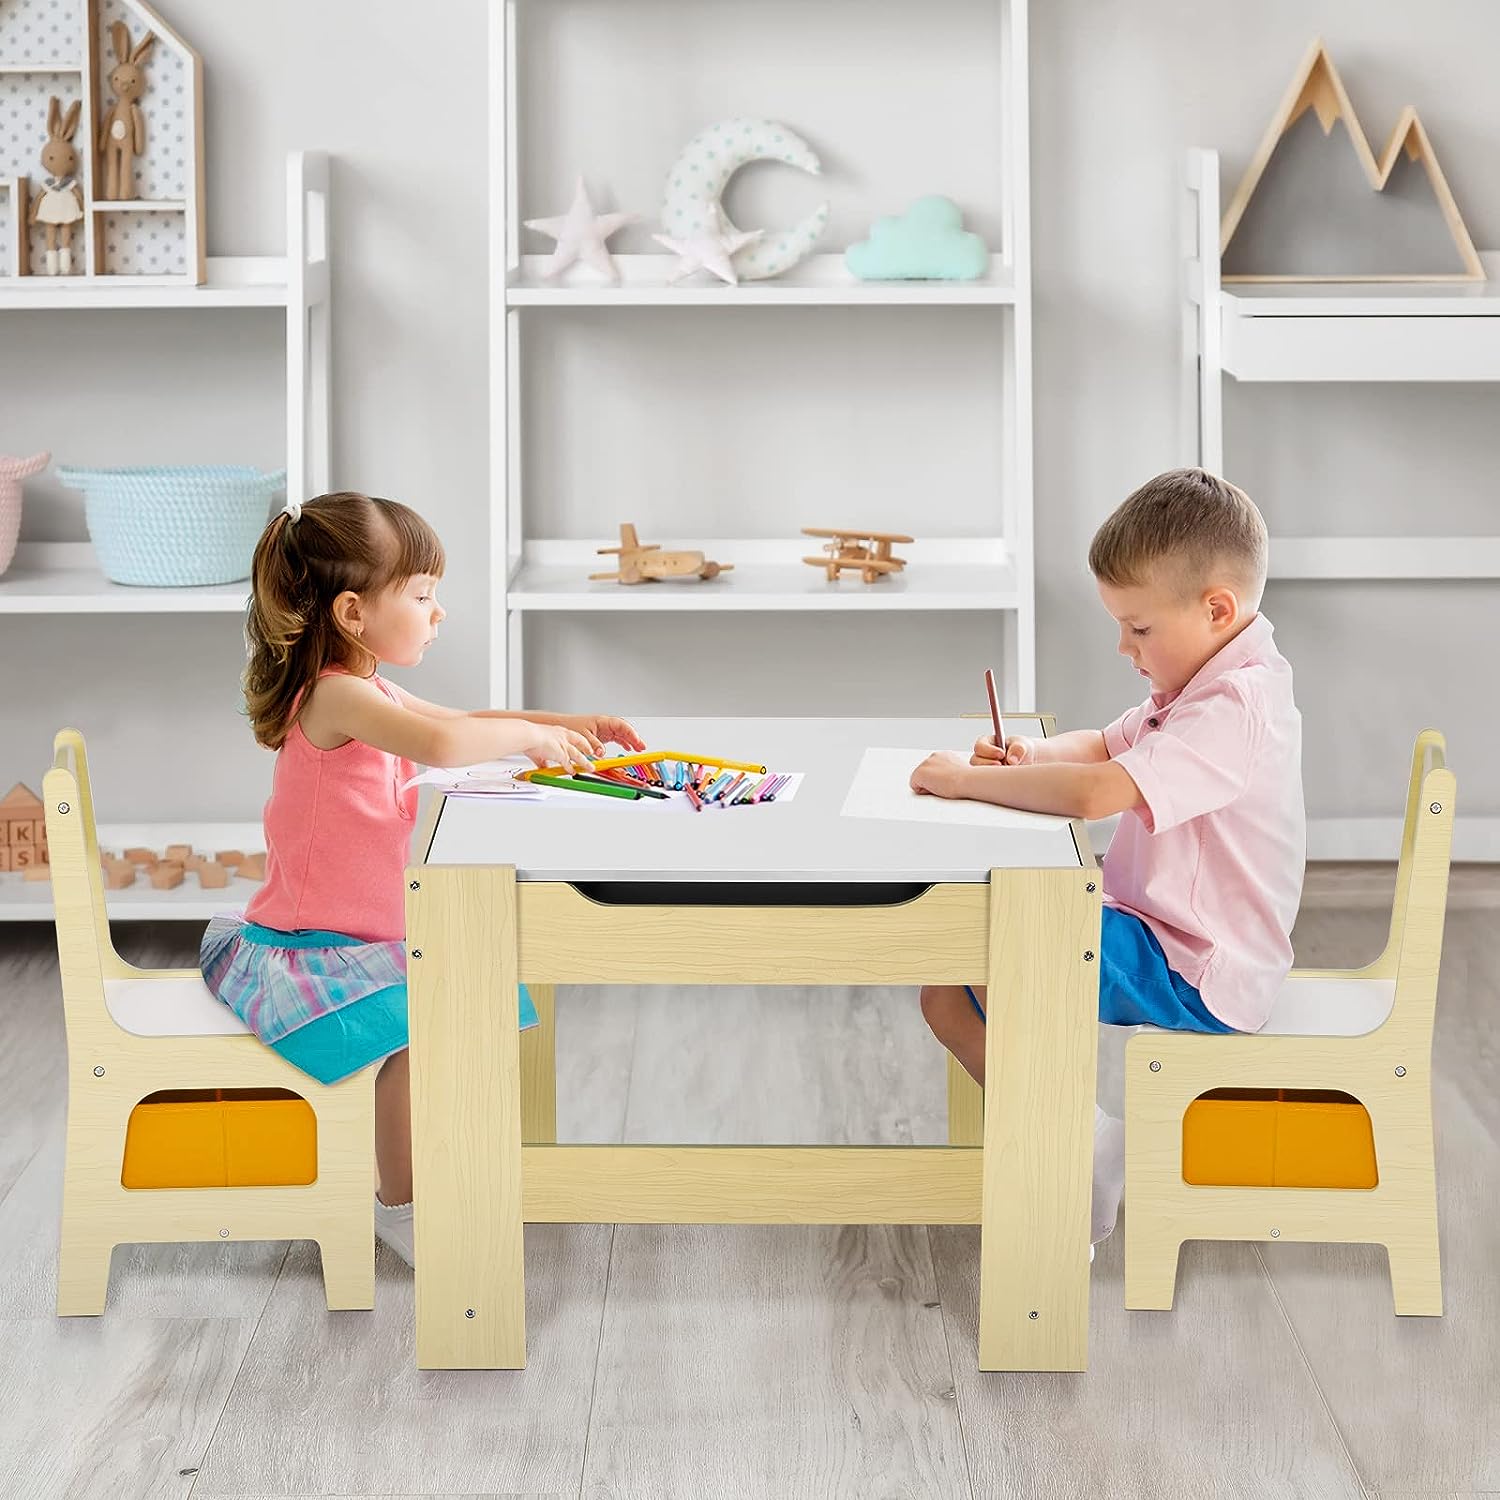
[911,468,1305,1244]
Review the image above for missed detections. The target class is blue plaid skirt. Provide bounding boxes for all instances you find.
[200,915,539,1085]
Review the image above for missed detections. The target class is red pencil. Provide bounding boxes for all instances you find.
[685,782,704,813]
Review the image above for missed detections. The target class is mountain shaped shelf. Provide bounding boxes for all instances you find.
[1221,38,1483,284]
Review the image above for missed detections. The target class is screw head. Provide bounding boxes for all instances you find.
[1395,1065,1407,1077]
[57,801,70,815]
[92,1065,105,1077]
[1028,1310,1038,1320]
[1083,950,1095,962]
[219,1228,230,1239]
[465,1308,475,1319]
[1430,802,1442,815]
[1269,1228,1280,1239]
[1149,1060,1161,1073]
[411,949,423,960]
[1085,882,1097,893]
[409,880,420,890]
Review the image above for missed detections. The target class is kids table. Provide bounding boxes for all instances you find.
[406,715,1101,1372]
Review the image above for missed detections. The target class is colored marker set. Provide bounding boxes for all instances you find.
[519,751,792,812]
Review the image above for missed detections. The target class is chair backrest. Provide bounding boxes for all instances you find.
[43,728,128,1047]
[1375,729,1456,1043]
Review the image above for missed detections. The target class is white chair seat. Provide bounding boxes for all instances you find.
[104,975,252,1038]
[1261,974,1396,1037]
[1133,973,1398,1040]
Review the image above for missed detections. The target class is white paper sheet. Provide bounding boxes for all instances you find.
[403,760,804,810]
[840,748,1072,831]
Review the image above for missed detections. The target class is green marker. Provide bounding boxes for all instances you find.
[528,773,641,800]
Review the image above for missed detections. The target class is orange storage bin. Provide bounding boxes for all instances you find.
[121,1088,317,1189]
[1182,1089,1377,1189]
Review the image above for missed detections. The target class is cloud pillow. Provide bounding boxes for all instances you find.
[845,196,989,281]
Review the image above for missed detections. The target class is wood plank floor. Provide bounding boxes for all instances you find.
[0,898,1495,1500]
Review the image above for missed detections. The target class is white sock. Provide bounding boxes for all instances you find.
[1091,1105,1126,1244]
[373,1194,415,1267]
[59,246,72,274]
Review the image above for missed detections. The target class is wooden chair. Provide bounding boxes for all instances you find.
[1124,729,1456,1316]
[45,728,376,1316]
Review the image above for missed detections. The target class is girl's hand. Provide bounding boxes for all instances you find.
[910,750,970,799]
[522,723,596,773]
[556,713,646,755]
[970,733,1036,767]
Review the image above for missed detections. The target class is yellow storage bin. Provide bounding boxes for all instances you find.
[1182,1089,1377,1189]
[121,1089,318,1189]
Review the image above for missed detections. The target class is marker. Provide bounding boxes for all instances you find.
[984,667,1007,756]
[574,772,668,800]
[527,773,641,799]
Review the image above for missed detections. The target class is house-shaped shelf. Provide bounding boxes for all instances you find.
[1220,37,1483,284]
[0,0,205,284]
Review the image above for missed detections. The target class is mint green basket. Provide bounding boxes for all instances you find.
[56,465,288,587]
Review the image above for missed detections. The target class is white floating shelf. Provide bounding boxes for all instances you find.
[0,543,251,614]
[91,199,187,213]
[507,538,1019,612]
[1215,251,1500,382]
[506,253,1017,308]
[1269,536,1500,581]
[0,821,262,922]
[0,253,323,309]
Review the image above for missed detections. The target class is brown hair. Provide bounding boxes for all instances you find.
[1088,467,1268,606]
[244,491,444,748]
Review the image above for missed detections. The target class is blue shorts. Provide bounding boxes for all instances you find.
[963,906,1235,1033]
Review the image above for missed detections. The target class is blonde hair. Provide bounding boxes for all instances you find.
[244,491,444,748]
[1088,467,1268,607]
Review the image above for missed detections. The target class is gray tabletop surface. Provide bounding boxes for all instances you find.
[423,716,1086,884]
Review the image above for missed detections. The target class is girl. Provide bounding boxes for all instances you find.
[200,491,643,1266]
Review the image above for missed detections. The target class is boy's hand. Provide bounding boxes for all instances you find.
[555,713,646,755]
[522,724,596,773]
[910,750,970,799]
[971,733,1036,767]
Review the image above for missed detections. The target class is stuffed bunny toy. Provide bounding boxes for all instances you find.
[98,21,156,201]
[28,97,84,275]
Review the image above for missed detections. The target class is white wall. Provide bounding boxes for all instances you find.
[1,0,1493,844]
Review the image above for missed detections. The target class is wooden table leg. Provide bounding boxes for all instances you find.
[521,983,558,1144]
[406,863,527,1369]
[979,867,1100,1371]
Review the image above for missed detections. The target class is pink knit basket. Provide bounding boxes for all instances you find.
[0,452,51,577]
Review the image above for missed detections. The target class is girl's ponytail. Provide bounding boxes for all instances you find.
[243,492,444,748]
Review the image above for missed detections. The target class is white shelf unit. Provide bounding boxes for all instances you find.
[1183,145,1498,859]
[489,0,1035,713]
[0,151,331,921]
[0,821,262,922]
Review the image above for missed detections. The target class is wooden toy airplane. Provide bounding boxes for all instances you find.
[801,526,913,583]
[589,523,734,585]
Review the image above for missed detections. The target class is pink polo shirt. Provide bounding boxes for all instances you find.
[1101,614,1305,1032]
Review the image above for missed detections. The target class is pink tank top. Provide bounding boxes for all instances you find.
[244,668,419,942]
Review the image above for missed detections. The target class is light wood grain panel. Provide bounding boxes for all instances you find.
[406,863,526,1369]
[979,868,1100,1371]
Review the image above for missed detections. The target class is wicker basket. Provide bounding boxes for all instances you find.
[55,465,288,587]
[0,451,51,578]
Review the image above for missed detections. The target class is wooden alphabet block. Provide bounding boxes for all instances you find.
[0,820,9,845]
[104,864,137,890]
[196,862,229,889]
[0,847,11,872]
[237,852,266,881]
[124,848,158,867]
[165,843,193,863]
[149,862,185,890]
[216,849,245,869]
[23,863,51,883]
[12,846,34,869]
[12,821,32,846]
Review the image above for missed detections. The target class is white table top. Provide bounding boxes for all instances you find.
[423,716,1086,884]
